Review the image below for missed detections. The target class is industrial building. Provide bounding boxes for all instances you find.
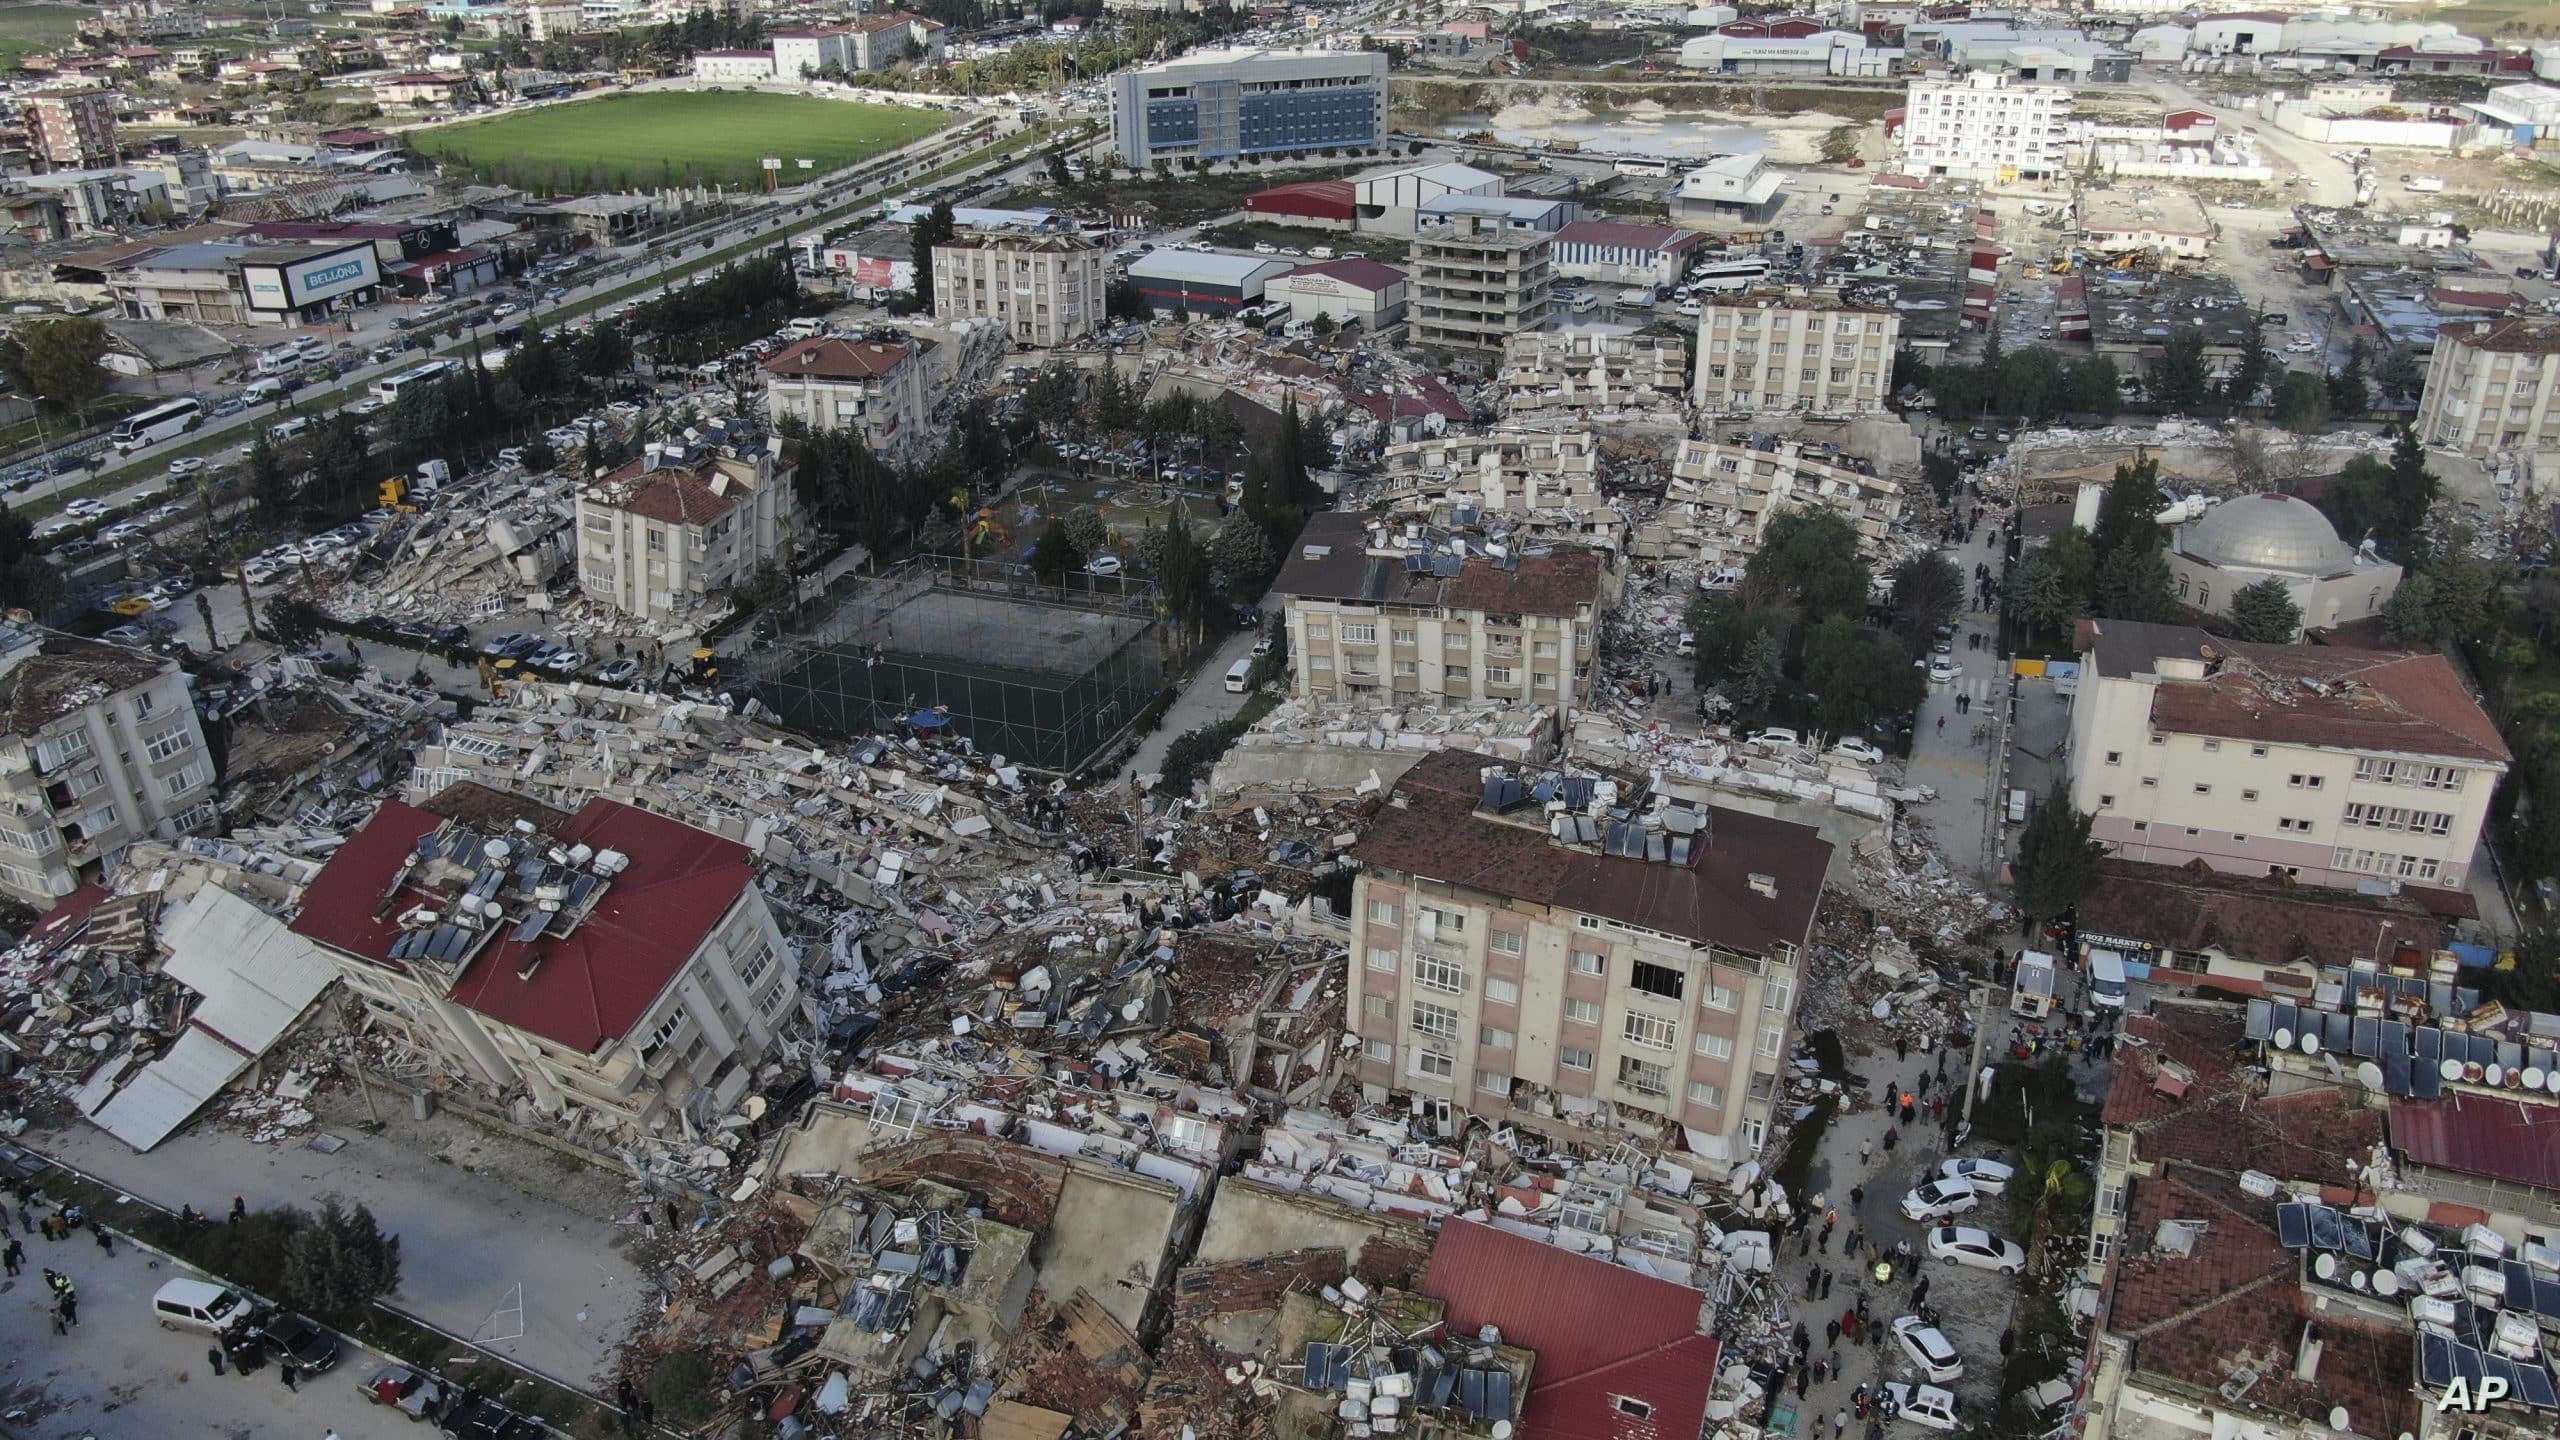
[1109,49,1388,165]
[1125,249,1296,316]
[1674,153,1788,228]
[1263,257,1410,329]
[1550,220,1711,289]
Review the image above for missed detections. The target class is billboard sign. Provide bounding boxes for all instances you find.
[245,246,381,310]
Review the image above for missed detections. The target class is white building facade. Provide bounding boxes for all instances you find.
[1693,290,1900,415]
[1899,72,2072,180]
[0,626,214,905]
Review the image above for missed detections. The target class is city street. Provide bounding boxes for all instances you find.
[1905,518,2014,885]
[1117,625,1261,784]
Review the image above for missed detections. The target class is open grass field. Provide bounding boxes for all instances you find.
[414,90,949,191]
[0,3,91,67]
[2428,0,2560,33]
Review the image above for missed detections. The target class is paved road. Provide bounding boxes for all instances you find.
[1905,516,2014,884]
[1118,626,1261,784]
[0,1238,422,1440]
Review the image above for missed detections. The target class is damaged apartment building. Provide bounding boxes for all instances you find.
[1648,435,1912,572]
[1497,328,1691,425]
[1345,748,1836,1175]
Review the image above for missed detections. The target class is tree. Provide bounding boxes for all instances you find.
[2424,548,2497,647]
[1061,504,1108,556]
[2090,455,2166,572]
[1728,626,1786,717]
[1028,515,1084,588]
[2329,336,2371,416]
[1819,123,1862,164]
[2011,781,2105,933]
[2383,425,2438,560]
[278,1198,401,1322]
[1210,511,1275,586]
[2226,577,2304,641]
[1800,615,1926,738]
[0,317,110,414]
[1887,553,1964,656]
[2381,571,2436,646]
[1747,508,1871,620]
[0,497,52,613]
[2010,529,2094,643]
[2067,356,2122,419]
[2222,324,2270,412]
[911,198,956,314]
[2019,1148,2094,1278]
[2148,330,2211,413]
[1310,311,1335,337]
[2376,347,2426,406]
[246,431,288,512]
[2093,544,2178,623]
[2272,371,2329,433]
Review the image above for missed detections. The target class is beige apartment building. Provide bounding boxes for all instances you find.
[293,786,806,1139]
[2413,315,2560,460]
[1269,511,1606,713]
[761,334,938,464]
[0,624,214,906]
[2068,620,2508,895]
[930,228,1106,350]
[1667,436,1908,570]
[1693,289,1900,415]
[575,443,799,624]
[1409,211,1554,360]
[1378,427,1600,513]
[1498,328,1690,417]
[1348,749,1833,1172]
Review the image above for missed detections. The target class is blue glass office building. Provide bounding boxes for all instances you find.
[1110,49,1389,166]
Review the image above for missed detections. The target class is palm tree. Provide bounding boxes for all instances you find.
[2020,1149,2093,1278]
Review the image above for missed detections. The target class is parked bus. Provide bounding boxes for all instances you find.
[111,398,201,452]
[370,360,458,405]
[1614,156,1675,178]
[1687,258,1771,292]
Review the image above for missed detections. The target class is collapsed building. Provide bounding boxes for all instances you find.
[1649,435,1911,573]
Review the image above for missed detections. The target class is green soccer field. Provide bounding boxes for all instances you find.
[412,90,950,191]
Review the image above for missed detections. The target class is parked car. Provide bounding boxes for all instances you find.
[427,623,470,650]
[441,1395,546,1440]
[1927,656,1959,684]
[101,624,154,647]
[1746,728,1803,752]
[527,645,584,675]
[483,631,542,659]
[1892,1317,1965,1383]
[256,1312,343,1374]
[1086,555,1124,576]
[1828,737,1886,766]
[358,1362,450,1422]
[1900,1177,1982,1222]
[210,395,246,418]
[1926,1225,2025,1274]
[1882,1383,1962,1432]
[168,457,205,479]
[1938,1158,2016,1195]
[598,657,641,686]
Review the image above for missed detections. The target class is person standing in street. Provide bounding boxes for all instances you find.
[208,1346,226,1377]
[2,1238,21,1276]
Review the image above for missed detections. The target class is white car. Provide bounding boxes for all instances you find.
[1086,555,1123,576]
[347,397,389,417]
[1892,1318,1965,1383]
[1882,1383,1961,1432]
[1939,1158,2017,1196]
[1927,1225,2025,1274]
[1928,656,1959,684]
[1829,737,1886,766]
[63,499,108,518]
[99,522,149,546]
[1901,1177,1982,1222]
[168,457,205,478]
[1746,728,1803,752]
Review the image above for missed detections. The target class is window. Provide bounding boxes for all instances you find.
[143,724,194,763]
[1704,982,1739,1012]
[2149,734,2165,746]
[1478,1069,1510,1093]
[1413,953,1467,994]
[1623,1011,1677,1051]
[1757,1023,1784,1059]
[132,691,157,720]
[735,942,775,990]
[1687,1081,1725,1109]
[1565,998,1602,1025]
[1486,666,1515,685]
[161,761,208,797]
[2250,746,2268,758]
[2242,789,2258,801]
[1363,994,1394,1022]
[1364,1038,1392,1064]
[2087,1231,2114,1271]
[1695,1031,1733,1060]
[1484,976,1519,1006]
[1630,959,1685,1001]
[2289,773,2322,789]
[1617,1056,1668,1097]
[2098,794,2114,807]
[2278,817,2309,832]
[1575,916,1605,931]
[1410,1002,1459,1043]
[757,975,792,1015]
[1572,949,1606,976]
[1410,1049,1454,1080]
[1616,1398,1656,1421]
[1366,946,1398,973]
[1480,1024,1514,1049]
[1420,906,1464,936]
[1340,623,1376,644]
[2202,740,2220,753]
[2193,783,2211,795]
[639,1011,684,1054]
[1367,898,1399,925]
[2105,751,2121,765]
[1561,1046,1595,1072]
[1764,975,1794,1013]
[1490,929,1524,956]
[1393,627,1416,646]
[2133,822,2149,832]
[1307,623,1330,640]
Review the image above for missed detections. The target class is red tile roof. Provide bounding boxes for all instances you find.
[1421,1220,1720,1440]
[2442,316,2560,354]
[291,796,757,1053]
[2077,860,2444,981]
[2108,1166,2419,1440]
[2388,1095,2560,1190]
[762,335,915,380]
[585,458,746,528]
[1271,511,1602,619]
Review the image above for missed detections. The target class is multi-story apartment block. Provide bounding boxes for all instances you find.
[2414,315,2560,460]
[523,0,584,41]
[1377,428,1601,516]
[1109,48,1387,165]
[25,91,120,170]
[2068,620,2508,895]
[771,25,850,78]
[292,785,806,1138]
[761,334,937,463]
[1693,289,1900,415]
[930,228,1106,350]
[1899,71,2071,181]
[1667,436,1908,570]
[0,625,213,906]
[1499,329,1690,416]
[575,443,799,623]
[1410,211,1554,360]
[1269,511,1606,712]
[1348,749,1834,1171]
[845,12,941,72]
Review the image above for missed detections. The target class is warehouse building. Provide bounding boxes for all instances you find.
[1265,257,1410,329]
[1551,219,1710,288]
[1126,249,1296,316]
[1110,48,1387,165]
[1414,193,1578,237]
[1354,161,1502,233]
[1245,178,1357,231]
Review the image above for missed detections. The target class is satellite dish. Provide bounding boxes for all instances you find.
[2485,1064,2504,1088]
[2372,1269,2401,1297]
[1494,1425,1515,1440]
[2464,1062,2485,1084]
[2356,1061,2386,1092]
[2315,1253,2339,1280]
[2350,1270,2371,1291]
[2301,1031,2321,1055]
[2275,1027,2294,1049]
[2504,1067,2525,1089]
[2330,1409,2350,1433]
[2546,1069,2560,1094]
[2441,1058,2467,1081]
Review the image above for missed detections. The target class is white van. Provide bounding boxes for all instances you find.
[241,378,283,405]
[269,416,310,443]
[1569,291,1601,315]
[2086,948,2128,1010]
[254,347,301,377]
[1224,657,1253,693]
[153,1277,256,1335]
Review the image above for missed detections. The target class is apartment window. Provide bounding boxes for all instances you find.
[1393,627,1416,645]
[2140,777,2157,788]
[735,942,776,991]
[2193,783,2211,796]
[1704,982,1739,1012]
[0,862,46,895]
[1695,1031,1733,1060]
[2133,822,2149,832]
[1764,974,1794,1013]
[1687,1081,1726,1109]
[1623,1011,1677,1051]
[1572,949,1606,977]
[1340,623,1375,644]
[1367,898,1399,925]
[1629,959,1685,1001]
[2289,774,2322,789]
[1413,953,1467,994]
[1366,946,1398,973]
[2098,794,2114,808]
[1561,1046,1595,1072]
[2149,734,2165,746]
[1444,666,1467,683]
[2250,746,2268,758]
[2201,740,2220,753]
[1565,998,1602,1025]
[1575,915,1605,931]
[1393,660,1417,677]
[639,1012,684,1054]
[1757,1024,1785,1059]
[1363,994,1394,1022]
[1410,1049,1454,1081]
[1364,1038,1392,1064]
[1480,1024,1514,1049]
[1534,640,1558,659]
[1484,976,1519,1006]
[2242,789,2259,801]
[1445,633,1468,652]
[1486,666,1515,685]
[2104,751,2121,765]
[1617,1055,1669,1097]
[2278,817,2309,832]
[132,691,157,720]
[1490,930,1524,956]
[1410,1001,1460,1043]
[1307,623,1330,640]
[1420,906,1464,936]
[1478,1069,1510,1093]
[143,724,194,763]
